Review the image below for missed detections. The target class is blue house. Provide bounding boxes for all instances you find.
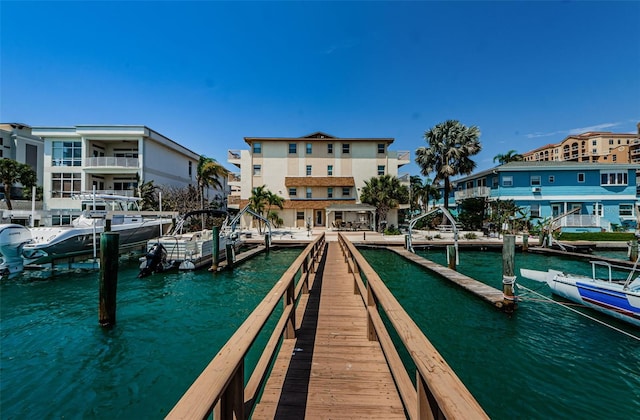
[453,162,640,232]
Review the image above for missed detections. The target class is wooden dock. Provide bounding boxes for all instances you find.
[388,247,505,308]
[252,242,406,418]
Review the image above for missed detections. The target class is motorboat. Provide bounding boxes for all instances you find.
[138,209,243,277]
[520,260,640,328]
[21,194,173,268]
[0,224,33,279]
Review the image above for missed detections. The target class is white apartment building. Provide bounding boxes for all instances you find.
[30,125,227,221]
[228,131,410,230]
[0,123,45,185]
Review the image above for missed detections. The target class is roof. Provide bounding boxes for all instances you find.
[285,177,356,187]
[244,132,394,144]
[234,199,358,210]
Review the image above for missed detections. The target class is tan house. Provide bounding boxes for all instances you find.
[227,131,410,230]
[523,131,639,163]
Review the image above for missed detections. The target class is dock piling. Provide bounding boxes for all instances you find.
[629,239,638,262]
[99,232,119,327]
[225,243,234,270]
[447,245,457,271]
[522,234,529,252]
[502,234,517,313]
[211,226,220,272]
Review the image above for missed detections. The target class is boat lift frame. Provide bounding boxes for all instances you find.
[407,206,459,263]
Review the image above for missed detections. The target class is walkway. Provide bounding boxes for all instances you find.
[251,242,406,419]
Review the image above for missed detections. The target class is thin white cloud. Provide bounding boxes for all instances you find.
[526,121,624,139]
[323,39,359,55]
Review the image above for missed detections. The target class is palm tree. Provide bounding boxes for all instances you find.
[415,120,481,209]
[196,156,227,210]
[409,175,423,215]
[360,175,409,231]
[248,185,270,233]
[493,150,523,165]
[0,159,37,210]
[134,173,158,210]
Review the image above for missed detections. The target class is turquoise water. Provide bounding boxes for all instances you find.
[0,250,300,418]
[362,248,640,419]
[2,247,639,419]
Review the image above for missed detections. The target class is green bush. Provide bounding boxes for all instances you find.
[463,232,478,240]
[558,232,636,242]
[384,227,402,235]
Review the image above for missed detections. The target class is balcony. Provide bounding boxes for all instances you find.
[556,215,601,228]
[396,151,410,166]
[228,172,241,184]
[228,150,241,167]
[454,186,491,201]
[83,157,139,168]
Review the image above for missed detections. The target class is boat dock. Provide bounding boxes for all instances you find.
[388,247,506,308]
[167,233,488,419]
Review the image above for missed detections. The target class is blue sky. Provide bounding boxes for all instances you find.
[1,1,639,177]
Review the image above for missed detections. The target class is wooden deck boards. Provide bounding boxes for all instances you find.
[252,242,406,419]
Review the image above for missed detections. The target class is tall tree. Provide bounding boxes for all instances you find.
[248,185,270,233]
[415,120,481,209]
[196,156,227,210]
[493,150,523,165]
[360,175,409,231]
[0,159,37,210]
[134,172,159,210]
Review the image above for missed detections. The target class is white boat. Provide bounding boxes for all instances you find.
[21,194,172,268]
[520,261,640,328]
[138,209,243,277]
[0,224,33,279]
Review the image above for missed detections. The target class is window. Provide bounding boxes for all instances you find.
[113,180,136,191]
[327,165,333,176]
[306,165,312,176]
[306,187,312,199]
[289,143,297,154]
[342,143,350,154]
[189,161,192,178]
[377,143,385,154]
[620,204,633,216]
[592,203,603,216]
[306,143,312,154]
[601,171,628,185]
[592,148,597,154]
[52,215,72,226]
[609,139,614,145]
[51,172,82,198]
[502,176,513,187]
[253,143,262,154]
[592,140,597,146]
[25,144,38,171]
[377,165,385,176]
[253,165,261,176]
[297,212,305,220]
[289,187,297,196]
[530,203,540,218]
[613,155,617,162]
[577,173,585,183]
[549,175,555,183]
[492,177,499,188]
[52,141,82,166]
[530,176,541,186]
[342,187,350,196]
[327,187,333,198]
[327,143,333,154]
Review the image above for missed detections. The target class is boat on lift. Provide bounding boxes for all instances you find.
[21,194,173,268]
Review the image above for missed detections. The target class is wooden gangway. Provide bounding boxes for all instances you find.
[166,233,488,419]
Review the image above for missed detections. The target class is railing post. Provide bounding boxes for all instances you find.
[502,234,517,313]
[284,279,296,339]
[366,286,378,342]
[214,360,244,420]
[417,371,442,420]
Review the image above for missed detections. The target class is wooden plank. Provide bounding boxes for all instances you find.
[252,242,405,419]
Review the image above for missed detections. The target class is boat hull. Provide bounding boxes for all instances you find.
[521,268,640,328]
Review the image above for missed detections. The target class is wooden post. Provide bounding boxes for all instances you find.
[265,232,270,254]
[363,231,366,241]
[630,239,638,262]
[105,218,112,232]
[99,232,119,327]
[225,243,234,270]
[502,234,517,313]
[211,226,220,272]
[447,245,456,271]
[522,234,529,252]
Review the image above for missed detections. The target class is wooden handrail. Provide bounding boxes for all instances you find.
[337,233,488,420]
[166,234,326,419]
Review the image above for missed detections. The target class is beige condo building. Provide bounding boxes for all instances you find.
[523,130,639,163]
[227,131,410,230]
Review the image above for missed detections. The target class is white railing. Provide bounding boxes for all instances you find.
[558,214,600,227]
[84,157,139,168]
[228,172,241,183]
[228,150,241,160]
[397,151,410,162]
[454,186,491,201]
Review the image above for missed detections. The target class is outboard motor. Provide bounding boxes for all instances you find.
[138,243,167,278]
